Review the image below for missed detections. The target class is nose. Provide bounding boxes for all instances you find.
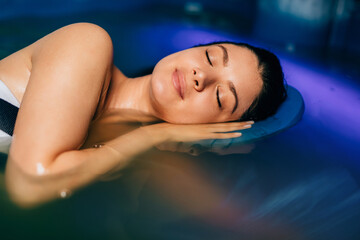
[192,68,207,92]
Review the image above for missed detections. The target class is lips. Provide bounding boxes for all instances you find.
[172,69,185,99]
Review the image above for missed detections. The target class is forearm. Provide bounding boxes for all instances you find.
[52,125,165,174]
[5,126,166,207]
[6,121,251,207]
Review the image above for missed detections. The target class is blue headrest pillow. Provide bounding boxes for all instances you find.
[185,85,305,155]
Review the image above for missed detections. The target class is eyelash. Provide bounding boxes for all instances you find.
[216,87,222,109]
[206,50,213,66]
[206,49,221,109]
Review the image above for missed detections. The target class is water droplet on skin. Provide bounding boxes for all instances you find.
[93,143,104,148]
[36,162,46,175]
[59,189,72,199]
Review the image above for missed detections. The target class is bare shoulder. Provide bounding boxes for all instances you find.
[8,23,115,170]
[0,23,114,103]
[31,22,113,62]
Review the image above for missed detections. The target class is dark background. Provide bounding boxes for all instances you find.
[1,1,360,240]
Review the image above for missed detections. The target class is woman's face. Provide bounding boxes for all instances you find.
[150,43,263,124]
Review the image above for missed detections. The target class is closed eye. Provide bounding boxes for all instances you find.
[216,87,222,108]
[206,50,213,66]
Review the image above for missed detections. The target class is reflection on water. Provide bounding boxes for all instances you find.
[1,118,360,239]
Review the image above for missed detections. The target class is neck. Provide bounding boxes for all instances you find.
[103,71,159,122]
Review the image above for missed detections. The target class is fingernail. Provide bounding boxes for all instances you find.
[244,124,252,128]
[247,121,254,124]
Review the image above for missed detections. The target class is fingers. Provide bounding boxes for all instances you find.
[193,131,242,140]
[201,121,255,139]
[186,121,253,140]
[159,120,255,143]
[203,121,254,132]
[199,121,254,127]
[211,132,242,139]
[213,124,252,132]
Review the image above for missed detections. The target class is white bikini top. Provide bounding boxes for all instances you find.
[0,79,20,154]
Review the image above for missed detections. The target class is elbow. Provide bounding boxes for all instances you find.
[5,179,44,209]
[6,188,43,209]
[5,159,51,208]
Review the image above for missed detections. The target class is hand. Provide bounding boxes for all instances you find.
[144,121,254,152]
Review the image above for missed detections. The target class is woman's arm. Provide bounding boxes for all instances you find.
[5,22,114,206]
[6,120,251,207]
[6,125,164,207]
[5,23,252,207]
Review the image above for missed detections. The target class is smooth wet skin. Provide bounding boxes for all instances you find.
[0,23,256,207]
[150,43,263,123]
[0,9,359,240]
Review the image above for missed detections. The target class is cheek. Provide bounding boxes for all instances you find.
[163,96,221,124]
[151,76,165,101]
[151,77,173,117]
[151,63,175,105]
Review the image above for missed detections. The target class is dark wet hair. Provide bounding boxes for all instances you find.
[195,41,287,122]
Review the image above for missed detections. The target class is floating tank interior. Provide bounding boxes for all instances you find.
[0,0,360,239]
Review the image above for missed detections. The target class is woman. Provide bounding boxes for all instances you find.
[0,23,286,207]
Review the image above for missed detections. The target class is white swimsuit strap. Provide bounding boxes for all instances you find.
[0,79,20,108]
[0,79,19,154]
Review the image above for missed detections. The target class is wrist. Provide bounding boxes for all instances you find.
[140,124,169,144]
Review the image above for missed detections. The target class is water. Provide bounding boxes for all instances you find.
[1,8,360,240]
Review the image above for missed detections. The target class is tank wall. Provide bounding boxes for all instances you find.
[0,0,359,78]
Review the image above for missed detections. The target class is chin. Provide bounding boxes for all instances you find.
[151,71,180,113]
[150,78,175,121]
[162,114,206,124]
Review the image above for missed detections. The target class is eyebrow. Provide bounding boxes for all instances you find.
[217,45,229,66]
[228,81,238,114]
